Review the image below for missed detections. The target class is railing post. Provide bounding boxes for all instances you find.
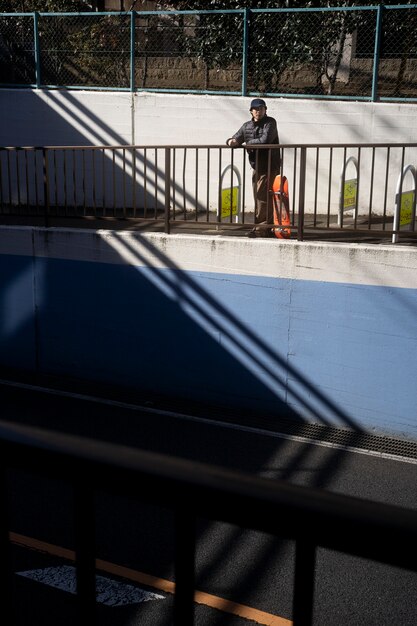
[165,147,171,234]
[74,481,96,625]
[174,510,195,626]
[292,539,316,626]
[42,147,50,228]
[297,147,306,241]
[0,460,16,625]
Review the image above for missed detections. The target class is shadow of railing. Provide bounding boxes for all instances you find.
[1,418,416,625]
[1,188,417,624]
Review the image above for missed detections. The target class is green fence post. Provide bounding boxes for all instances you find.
[33,12,41,88]
[241,8,249,96]
[130,10,135,92]
[372,5,384,102]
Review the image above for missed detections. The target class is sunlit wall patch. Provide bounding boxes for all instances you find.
[1,264,38,338]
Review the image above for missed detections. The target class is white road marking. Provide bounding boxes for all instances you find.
[16,565,165,607]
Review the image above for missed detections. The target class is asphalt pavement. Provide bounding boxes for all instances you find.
[1,377,417,626]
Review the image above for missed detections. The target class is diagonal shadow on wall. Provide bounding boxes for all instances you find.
[3,89,416,625]
[2,226,416,625]
[38,90,213,217]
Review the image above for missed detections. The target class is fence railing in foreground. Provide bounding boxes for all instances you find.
[0,418,416,625]
[1,143,417,244]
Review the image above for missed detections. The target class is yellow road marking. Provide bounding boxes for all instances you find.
[10,531,291,626]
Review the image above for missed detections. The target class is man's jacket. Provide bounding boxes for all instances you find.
[230,115,280,173]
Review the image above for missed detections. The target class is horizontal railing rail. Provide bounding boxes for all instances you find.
[1,142,417,244]
[1,6,417,101]
[1,417,417,624]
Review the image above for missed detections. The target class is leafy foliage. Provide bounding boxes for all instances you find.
[160,1,375,94]
[0,0,87,10]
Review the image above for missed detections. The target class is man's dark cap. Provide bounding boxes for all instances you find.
[250,98,267,110]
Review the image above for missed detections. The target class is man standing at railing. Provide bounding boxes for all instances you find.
[226,98,280,237]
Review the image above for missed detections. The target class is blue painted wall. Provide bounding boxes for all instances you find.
[1,227,417,440]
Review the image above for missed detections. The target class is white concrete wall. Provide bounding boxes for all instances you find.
[1,89,417,215]
[2,89,417,146]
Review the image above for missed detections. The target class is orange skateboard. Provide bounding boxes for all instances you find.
[271,175,291,239]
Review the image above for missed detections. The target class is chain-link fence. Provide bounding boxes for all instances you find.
[0,6,417,100]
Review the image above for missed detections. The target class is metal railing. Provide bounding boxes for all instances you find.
[1,143,417,244]
[1,418,417,625]
[1,6,417,101]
